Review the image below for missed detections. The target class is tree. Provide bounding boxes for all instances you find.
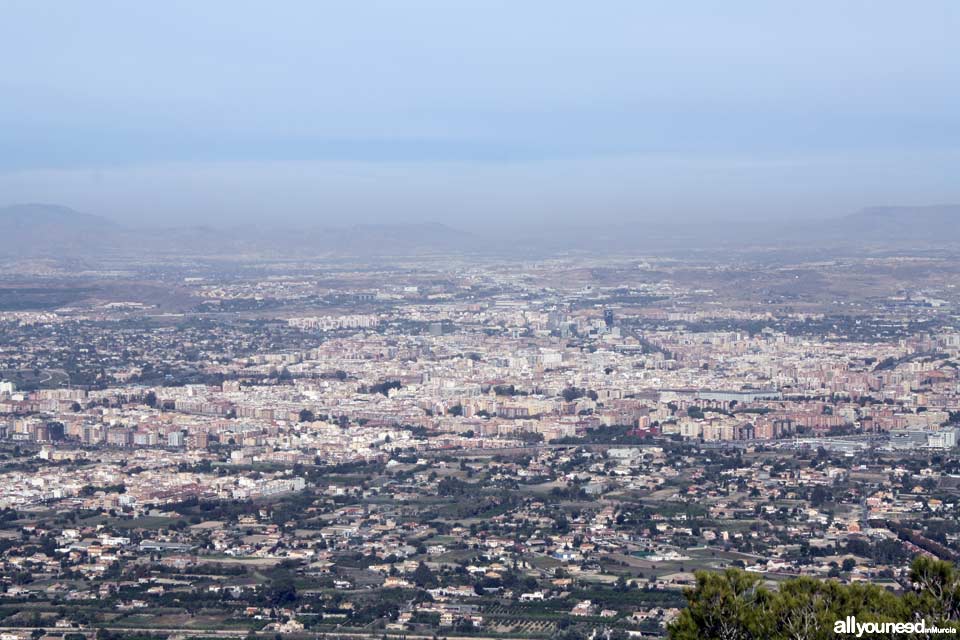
[909,555,960,623]
[267,573,297,606]
[767,577,903,640]
[668,569,772,640]
[413,561,438,588]
[667,563,953,640]
[809,485,829,507]
[298,409,315,423]
[562,387,585,402]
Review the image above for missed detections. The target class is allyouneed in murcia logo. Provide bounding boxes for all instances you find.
[834,616,957,637]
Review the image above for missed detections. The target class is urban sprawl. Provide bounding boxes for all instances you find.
[1,253,959,638]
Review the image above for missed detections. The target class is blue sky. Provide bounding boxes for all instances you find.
[1,1,958,226]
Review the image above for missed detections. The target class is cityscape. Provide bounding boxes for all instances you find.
[3,1,960,638]
[1,240,960,638]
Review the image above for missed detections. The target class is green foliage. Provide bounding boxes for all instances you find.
[669,558,960,640]
[436,476,471,497]
[413,561,438,588]
[561,386,597,402]
[668,569,773,640]
[266,571,297,606]
[361,379,402,396]
[910,555,960,622]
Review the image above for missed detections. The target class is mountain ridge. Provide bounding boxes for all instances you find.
[0,203,119,228]
[1,202,958,258]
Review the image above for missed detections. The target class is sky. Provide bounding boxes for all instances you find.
[1,1,959,228]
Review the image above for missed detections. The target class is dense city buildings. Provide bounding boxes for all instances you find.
[0,249,959,638]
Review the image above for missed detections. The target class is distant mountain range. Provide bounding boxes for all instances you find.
[0,204,470,258]
[1,202,959,259]
[0,203,122,257]
[835,205,960,242]
[0,203,118,229]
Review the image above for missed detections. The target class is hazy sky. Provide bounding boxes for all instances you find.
[1,1,959,227]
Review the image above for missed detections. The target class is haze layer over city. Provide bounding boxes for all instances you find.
[2,3,960,640]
